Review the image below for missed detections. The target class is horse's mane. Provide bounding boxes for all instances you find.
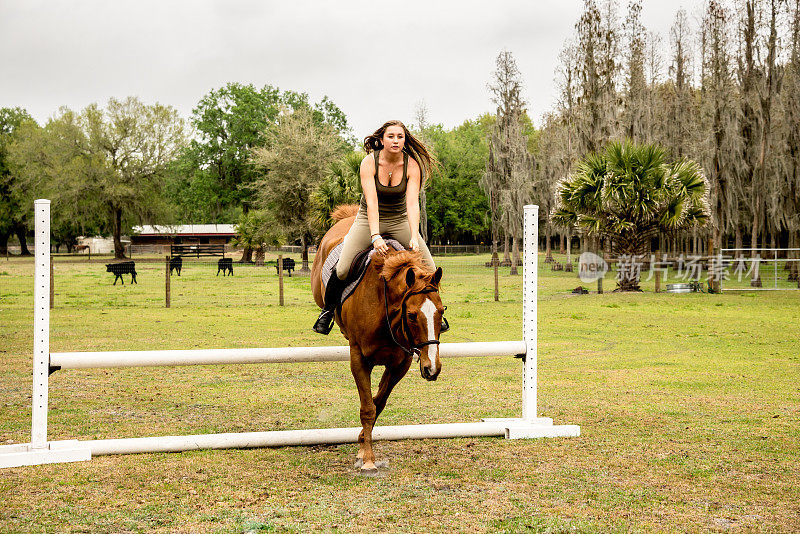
[372,250,431,281]
[331,204,359,221]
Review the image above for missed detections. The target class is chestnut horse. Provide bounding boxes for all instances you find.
[311,205,446,473]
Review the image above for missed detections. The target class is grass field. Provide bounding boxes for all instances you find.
[1,252,799,533]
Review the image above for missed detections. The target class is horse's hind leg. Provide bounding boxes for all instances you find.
[350,345,377,472]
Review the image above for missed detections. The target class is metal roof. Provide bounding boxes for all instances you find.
[132,224,237,236]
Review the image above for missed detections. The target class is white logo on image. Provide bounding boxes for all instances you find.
[578,252,608,283]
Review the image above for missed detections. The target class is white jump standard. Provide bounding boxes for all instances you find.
[0,200,579,469]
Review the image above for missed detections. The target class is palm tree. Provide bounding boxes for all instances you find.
[552,140,710,291]
[310,150,364,231]
[231,210,285,265]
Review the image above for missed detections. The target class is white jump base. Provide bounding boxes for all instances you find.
[0,201,579,469]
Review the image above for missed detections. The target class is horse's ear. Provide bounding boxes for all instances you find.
[432,267,442,286]
[405,267,415,288]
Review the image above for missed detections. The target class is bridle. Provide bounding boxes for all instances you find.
[382,278,447,358]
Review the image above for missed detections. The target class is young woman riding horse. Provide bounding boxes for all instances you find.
[310,120,449,472]
[312,120,447,334]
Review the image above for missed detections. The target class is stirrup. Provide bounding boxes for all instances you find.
[313,309,335,335]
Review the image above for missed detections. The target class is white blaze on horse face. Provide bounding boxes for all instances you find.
[419,299,439,368]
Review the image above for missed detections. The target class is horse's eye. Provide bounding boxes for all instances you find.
[408,313,417,321]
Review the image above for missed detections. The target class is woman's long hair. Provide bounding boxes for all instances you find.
[363,120,439,185]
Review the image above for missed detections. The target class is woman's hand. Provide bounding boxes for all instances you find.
[408,235,420,252]
[374,236,389,254]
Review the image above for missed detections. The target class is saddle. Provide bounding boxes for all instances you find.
[321,238,405,306]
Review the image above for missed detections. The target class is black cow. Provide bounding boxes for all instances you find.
[276,257,296,277]
[106,261,137,285]
[217,257,233,276]
[169,256,182,276]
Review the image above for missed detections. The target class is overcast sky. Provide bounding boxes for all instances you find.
[1,0,706,137]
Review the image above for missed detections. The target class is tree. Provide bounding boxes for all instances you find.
[551,40,582,256]
[750,0,784,260]
[736,0,766,259]
[414,101,432,241]
[482,50,534,274]
[622,0,647,141]
[783,0,800,280]
[0,107,36,255]
[183,83,283,221]
[700,0,741,272]
[251,107,346,272]
[553,141,710,291]
[575,0,621,154]
[88,98,187,257]
[8,109,108,254]
[231,210,285,265]
[537,113,572,261]
[663,9,695,158]
[175,82,352,261]
[8,98,187,258]
[425,118,492,244]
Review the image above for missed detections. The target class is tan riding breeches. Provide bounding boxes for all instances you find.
[335,208,436,280]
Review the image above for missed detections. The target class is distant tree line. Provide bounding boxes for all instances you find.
[0,83,503,259]
[540,0,800,277]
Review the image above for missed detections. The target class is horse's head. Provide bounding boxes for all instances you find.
[377,251,446,381]
[402,266,445,381]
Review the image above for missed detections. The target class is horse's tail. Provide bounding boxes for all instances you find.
[331,204,359,221]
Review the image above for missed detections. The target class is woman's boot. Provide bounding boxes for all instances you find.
[313,274,346,334]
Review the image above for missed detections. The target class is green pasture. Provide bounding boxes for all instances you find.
[0,252,798,533]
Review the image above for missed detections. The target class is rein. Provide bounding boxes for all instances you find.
[382,278,441,358]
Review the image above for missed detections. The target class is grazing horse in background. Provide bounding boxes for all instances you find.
[311,205,446,473]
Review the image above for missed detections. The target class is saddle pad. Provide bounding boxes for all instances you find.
[322,238,405,306]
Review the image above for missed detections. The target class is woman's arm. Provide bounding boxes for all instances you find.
[405,159,422,252]
[360,154,389,253]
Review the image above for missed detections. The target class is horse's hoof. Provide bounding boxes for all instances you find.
[360,461,378,475]
[353,458,363,469]
[360,466,379,477]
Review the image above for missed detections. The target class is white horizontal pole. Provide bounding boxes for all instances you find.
[48,420,579,456]
[50,341,526,369]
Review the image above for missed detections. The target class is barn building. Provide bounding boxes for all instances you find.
[130,224,237,252]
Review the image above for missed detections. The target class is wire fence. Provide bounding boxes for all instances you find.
[20,250,530,310]
[719,248,800,291]
[8,247,797,311]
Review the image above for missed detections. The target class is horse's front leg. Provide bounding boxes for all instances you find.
[350,345,377,472]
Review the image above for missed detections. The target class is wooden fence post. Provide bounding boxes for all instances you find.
[165,256,171,308]
[707,237,717,293]
[49,255,54,309]
[278,254,284,306]
[492,251,499,302]
[654,250,661,293]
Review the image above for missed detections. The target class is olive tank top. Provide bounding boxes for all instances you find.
[358,149,408,218]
